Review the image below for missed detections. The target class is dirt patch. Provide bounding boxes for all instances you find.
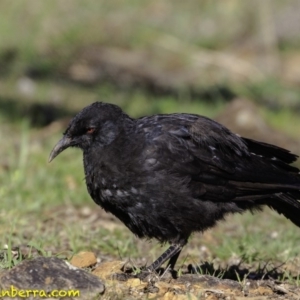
[89,260,300,299]
[1,256,299,299]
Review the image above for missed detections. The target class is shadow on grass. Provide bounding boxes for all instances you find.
[121,260,297,282]
[187,261,296,282]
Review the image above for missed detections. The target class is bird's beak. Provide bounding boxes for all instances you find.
[48,136,72,163]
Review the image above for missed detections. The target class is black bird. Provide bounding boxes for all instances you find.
[49,102,300,276]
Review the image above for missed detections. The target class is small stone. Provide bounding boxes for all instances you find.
[93,261,125,280]
[0,256,104,299]
[70,251,97,268]
[80,206,92,217]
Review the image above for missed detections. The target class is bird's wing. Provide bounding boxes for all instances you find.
[137,114,300,202]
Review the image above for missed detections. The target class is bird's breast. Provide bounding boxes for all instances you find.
[85,167,141,208]
[99,187,132,201]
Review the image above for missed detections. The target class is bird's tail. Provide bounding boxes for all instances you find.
[268,191,300,227]
[242,138,300,226]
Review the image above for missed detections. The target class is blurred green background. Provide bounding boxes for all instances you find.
[1,0,300,120]
[1,0,300,276]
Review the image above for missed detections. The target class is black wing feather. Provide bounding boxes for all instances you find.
[137,113,300,204]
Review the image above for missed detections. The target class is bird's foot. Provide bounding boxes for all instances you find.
[111,266,175,282]
[111,269,159,282]
[111,272,134,281]
[136,269,154,281]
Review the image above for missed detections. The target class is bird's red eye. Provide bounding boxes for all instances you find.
[86,127,96,134]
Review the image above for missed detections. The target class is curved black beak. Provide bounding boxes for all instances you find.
[48,136,72,162]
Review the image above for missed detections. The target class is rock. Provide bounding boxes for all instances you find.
[17,77,36,97]
[70,251,97,268]
[92,260,125,280]
[0,256,104,299]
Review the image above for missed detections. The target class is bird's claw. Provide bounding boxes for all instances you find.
[111,272,134,281]
[136,270,152,281]
[111,269,158,282]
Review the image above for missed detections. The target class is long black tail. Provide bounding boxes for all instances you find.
[269,192,300,227]
[242,138,300,226]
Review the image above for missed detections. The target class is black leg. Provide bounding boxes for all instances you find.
[146,243,182,271]
[113,242,185,281]
[167,248,182,270]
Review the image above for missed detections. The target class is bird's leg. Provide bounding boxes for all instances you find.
[146,243,182,272]
[112,243,184,281]
[167,248,182,270]
[134,243,183,281]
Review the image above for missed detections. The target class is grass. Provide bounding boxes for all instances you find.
[1,1,300,96]
[262,108,300,139]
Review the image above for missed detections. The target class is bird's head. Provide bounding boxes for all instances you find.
[49,102,129,162]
